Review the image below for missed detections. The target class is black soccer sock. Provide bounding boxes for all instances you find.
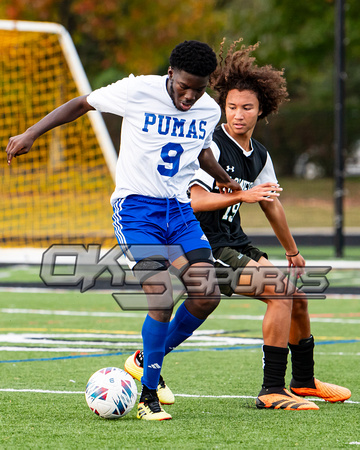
[288,335,315,384]
[261,345,289,391]
[140,384,157,402]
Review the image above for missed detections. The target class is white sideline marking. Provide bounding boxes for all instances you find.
[1,308,360,324]
[0,333,263,349]
[0,287,359,302]
[1,348,358,355]
[0,308,145,318]
[315,352,360,356]
[0,388,358,404]
[0,332,143,339]
[0,388,83,394]
[2,246,360,268]
[0,347,105,353]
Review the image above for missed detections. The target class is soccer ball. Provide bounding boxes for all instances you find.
[85,367,137,419]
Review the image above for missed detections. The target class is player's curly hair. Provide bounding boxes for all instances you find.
[169,40,217,77]
[210,39,289,120]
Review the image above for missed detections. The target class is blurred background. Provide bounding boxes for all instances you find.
[1,0,359,258]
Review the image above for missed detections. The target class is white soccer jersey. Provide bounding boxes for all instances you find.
[87,74,221,204]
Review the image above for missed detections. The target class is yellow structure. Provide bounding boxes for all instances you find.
[0,21,117,248]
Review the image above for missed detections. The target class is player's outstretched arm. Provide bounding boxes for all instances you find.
[190,182,282,213]
[5,95,94,165]
[260,197,304,268]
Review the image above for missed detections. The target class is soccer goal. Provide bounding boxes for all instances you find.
[0,20,118,251]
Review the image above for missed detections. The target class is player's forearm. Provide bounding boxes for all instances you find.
[198,147,232,184]
[191,183,281,213]
[26,95,93,140]
[260,199,298,254]
[190,187,243,213]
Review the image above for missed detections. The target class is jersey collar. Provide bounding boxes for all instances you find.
[221,123,254,157]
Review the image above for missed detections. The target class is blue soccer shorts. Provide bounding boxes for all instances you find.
[112,195,212,270]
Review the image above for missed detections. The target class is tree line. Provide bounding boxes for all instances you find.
[2,0,359,176]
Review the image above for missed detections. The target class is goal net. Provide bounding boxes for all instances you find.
[0,20,118,249]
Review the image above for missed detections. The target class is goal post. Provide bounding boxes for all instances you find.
[0,20,118,249]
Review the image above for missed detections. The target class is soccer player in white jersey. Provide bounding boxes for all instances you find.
[189,40,351,409]
[6,40,247,421]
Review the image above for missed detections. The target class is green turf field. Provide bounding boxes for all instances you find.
[0,280,359,449]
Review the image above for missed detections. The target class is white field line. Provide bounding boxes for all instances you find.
[0,388,84,394]
[313,352,360,356]
[0,330,232,338]
[0,333,263,349]
[0,332,143,339]
[0,347,104,352]
[2,247,360,268]
[0,388,359,404]
[0,286,360,302]
[1,308,360,324]
[0,308,146,318]
[1,347,358,355]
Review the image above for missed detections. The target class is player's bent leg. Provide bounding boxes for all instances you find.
[132,267,175,407]
[289,294,311,345]
[126,260,219,406]
[235,259,293,348]
[181,261,221,319]
[261,297,292,348]
[250,257,335,405]
[214,249,311,409]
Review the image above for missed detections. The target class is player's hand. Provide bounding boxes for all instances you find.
[241,182,282,203]
[5,132,35,165]
[216,178,242,193]
[286,251,305,278]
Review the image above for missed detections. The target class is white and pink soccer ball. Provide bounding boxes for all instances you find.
[85,367,137,419]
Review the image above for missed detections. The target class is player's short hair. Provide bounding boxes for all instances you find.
[210,39,289,120]
[169,40,217,77]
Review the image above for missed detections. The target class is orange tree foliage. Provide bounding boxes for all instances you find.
[4,0,227,79]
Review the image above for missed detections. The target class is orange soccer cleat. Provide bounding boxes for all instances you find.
[290,378,351,403]
[256,388,319,410]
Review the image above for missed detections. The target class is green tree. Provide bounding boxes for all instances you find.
[219,0,360,174]
[3,0,360,174]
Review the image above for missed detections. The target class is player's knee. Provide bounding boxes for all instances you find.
[266,297,293,313]
[185,288,220,318]
[291,297,309,320]
[149,308,173,323]
[199,290,221,312]
[133,256,169,285]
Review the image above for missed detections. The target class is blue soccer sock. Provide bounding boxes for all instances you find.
[164,302,205,355]
[141,314,169,390]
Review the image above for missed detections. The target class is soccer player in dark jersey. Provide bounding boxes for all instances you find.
[189,40,351,410]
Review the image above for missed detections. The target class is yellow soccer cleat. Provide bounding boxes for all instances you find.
[125,350,175,405]
[124,350,143,381]
[137,387,172,421]
[256,388,319,410]
[290,378,351,403]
